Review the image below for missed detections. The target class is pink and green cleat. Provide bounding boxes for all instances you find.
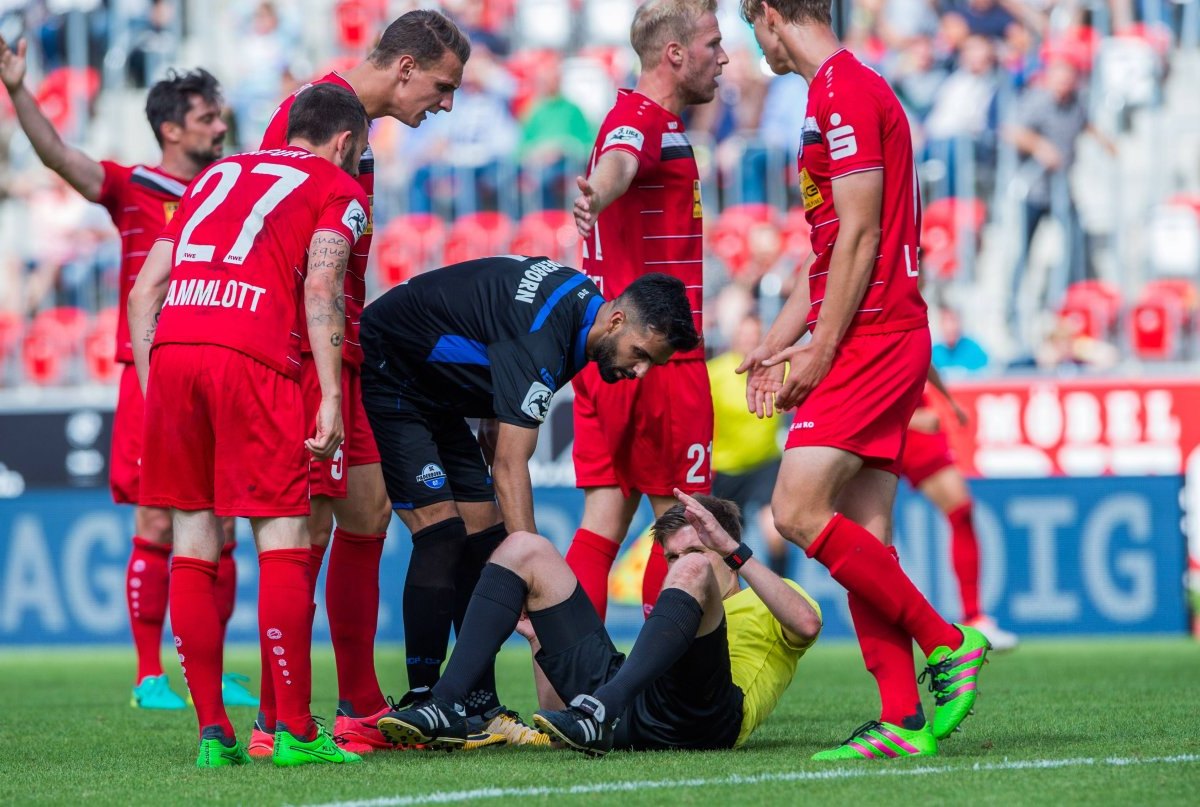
[921,623,991,739]
[811,720,937,761]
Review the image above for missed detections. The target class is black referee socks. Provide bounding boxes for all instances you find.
[592,587,703,721]
[404,517,468,689]
[434,562,529,707]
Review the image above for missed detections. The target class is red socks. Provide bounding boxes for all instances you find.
[259,549,315,740]
[948,502,982,622]
[809,513,960,657]
[565,528,619,620]
[127,536,171,683]
[326,528,388,716]
[642,540,668,617]
[215,542,237,637]
[170,556,233,739]
[848,546,923,727]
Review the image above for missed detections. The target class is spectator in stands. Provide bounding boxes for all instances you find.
[1032,311,1119,372]
[518,52,592,209]
[893,34,950,126]
[229,1,299,150]
[922,34,999,194]
[932,306,989,374]
[939,0,1019,41]
[1004,56,1116,324]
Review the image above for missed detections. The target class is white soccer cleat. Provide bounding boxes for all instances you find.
[965,615,1019,652]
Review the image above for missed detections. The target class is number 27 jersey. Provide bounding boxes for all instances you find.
[799,48,926,337]
[153,148,368,379]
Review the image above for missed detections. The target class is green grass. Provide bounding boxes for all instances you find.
[2,639,1199,805]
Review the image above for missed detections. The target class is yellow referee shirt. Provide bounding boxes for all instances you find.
[707,351,783,475]
[725,579,821,747]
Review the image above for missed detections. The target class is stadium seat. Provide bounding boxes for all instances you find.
[1059,280,1123,340]
[0,310,22,381]
[442,211,514,266]
[84,307,120,384]
[375,213,447,288]
[710,204,781,278]
[334,0,387,51]
[781,208,813,266]
[921,197,986,258]
[35,67,101,133]
[1040,26,1100,73]
[510,210,578,265]
[31,306,90,350]
[1129,295,1185,361]
[21,330,66,386]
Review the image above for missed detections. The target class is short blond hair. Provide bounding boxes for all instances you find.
[739,0,832,25]
[630,0,717,68]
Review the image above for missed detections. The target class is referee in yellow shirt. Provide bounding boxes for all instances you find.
[709,315,790,575]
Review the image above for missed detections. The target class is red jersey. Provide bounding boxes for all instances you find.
[152,148,368,379]
[798,49,926,337]
[582,90,704,361]
[97,162,189,364]
[261,72,373,369]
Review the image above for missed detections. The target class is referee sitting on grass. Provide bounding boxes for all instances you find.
[378,491,821,755]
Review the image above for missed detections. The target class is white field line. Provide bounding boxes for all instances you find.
[296,753,1200,807]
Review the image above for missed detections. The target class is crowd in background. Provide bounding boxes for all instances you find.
[0,0,1198,389]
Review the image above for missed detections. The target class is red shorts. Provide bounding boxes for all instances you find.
[899,427,955,488]
[572,359,713,497]
[140,344,309,517]
[784,328,930,475]
[110,363,144,505]
[301,359,381,499]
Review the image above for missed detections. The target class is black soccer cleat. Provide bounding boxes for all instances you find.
[376,688,469,751]
[532,694,615,758]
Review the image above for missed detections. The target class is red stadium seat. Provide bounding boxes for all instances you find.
[710,204,781,278]
[31,306,90,351]
[442,212,514,266]
[921,197,986,257]
[1059,281,1122,340]
[781,208,813,266]
[334,0,387,51]
[1129,295,1184,360]
[1040,26,1100,73]
[0,310,22,378]
[22,330,66,386]
[84,307,120,384]
[375,213,447,288]
[35,67,101,133]
[510,210,578,265]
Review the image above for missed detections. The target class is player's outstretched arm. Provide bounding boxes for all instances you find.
[572,150,638,238]
[0,35,104,202]
[128,240,174,393]
[492,422,539,534]
[304,231,348,461]
[673,489,821,645]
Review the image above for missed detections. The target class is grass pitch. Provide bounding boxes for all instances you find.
[1,639,1198,805]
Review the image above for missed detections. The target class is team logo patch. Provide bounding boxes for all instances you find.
[604,125,645,152]
[521,381,554,422]
[343,199,368,241]
[417,463,447,490]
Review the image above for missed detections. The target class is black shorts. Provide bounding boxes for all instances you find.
[362,376,494,511]
[712,459,780,518]
[532,586,744,751]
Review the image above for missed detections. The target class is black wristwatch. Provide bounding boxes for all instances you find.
[724,541,753,571]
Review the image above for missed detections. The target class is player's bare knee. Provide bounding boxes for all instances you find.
[136,507,173,544]
[772,511,826,549]
[491,529,549,568]
[663,553,715,601]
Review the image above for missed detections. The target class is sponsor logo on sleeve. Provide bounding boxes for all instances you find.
[799,168,824,210]
[520,381,554,422]
[343,199,368,241]
[416,463,447,489]
[163,201,179,223]
[603,125,645,152]
[825,113,858,160]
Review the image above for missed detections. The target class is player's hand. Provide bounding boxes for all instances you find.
[306,395,344,461]
[735,342,785,419]
[764,342,834,411]
[0,35,28,94]
[573,175,598,238]
[476,417,499,467]
[673,488,740,556]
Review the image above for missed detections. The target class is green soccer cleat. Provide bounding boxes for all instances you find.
[811,720,937,761]
[131,674,187,710]
[221,673,260,708]
[195,726,252,768]
[273,725,363,767]
[921,623,990,740]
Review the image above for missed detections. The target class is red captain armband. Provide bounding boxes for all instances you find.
[723,542,754,571]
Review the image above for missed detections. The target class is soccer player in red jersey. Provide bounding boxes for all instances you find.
[903,368,1018,651]
[567,0,728,621]
[737,1,991,759]
[254,10,472,754]
[0,38,257,710]
[128,83,370,767]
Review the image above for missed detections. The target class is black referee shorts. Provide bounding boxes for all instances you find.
[361,378,494,512]
[532,586,744,751]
